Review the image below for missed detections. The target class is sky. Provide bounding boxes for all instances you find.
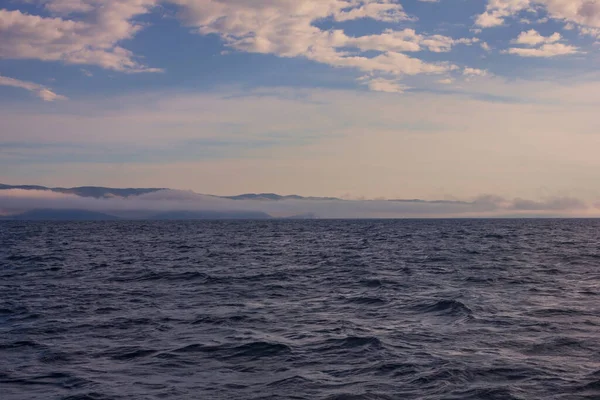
[2,0,600,203]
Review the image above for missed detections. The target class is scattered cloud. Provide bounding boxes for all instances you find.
[0,2,162,72]
[476,0,600,32]
[0,75,66,101]
[333,0,411,22]
[168,0,472,87]
[360,77,408,93]
[506,29,580,57]
[512,29,561,45]
[345,29,477,54]
[0,0,485,89]
[0,0,593,92]
[578,25,600,38]
[475,0,530,28]
[463,67,488,76]
[505,42,580,57]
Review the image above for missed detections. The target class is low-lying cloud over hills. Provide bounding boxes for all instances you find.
[0,184,596,220]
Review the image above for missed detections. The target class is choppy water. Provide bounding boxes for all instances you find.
[1,220,600,399]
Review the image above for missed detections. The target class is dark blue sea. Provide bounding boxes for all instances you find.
[1,220,600,399]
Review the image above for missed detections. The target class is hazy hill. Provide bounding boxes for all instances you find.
[0,184,339,201]
[222,193,340,201]
[1,209,276,221]
[0,184,163,198]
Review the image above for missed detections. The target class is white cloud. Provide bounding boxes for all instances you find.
[0,0,594,92]
[476,0,600,31]
[0,1,162,72]
[476,0,531,28]
[512,29,561,45]
[0,75,66,101]
[544,0,600,27]
[345,29,476,53]
[505,42,580,57]
[360,77,408,93]
[0,0,481,89]
[578,25,600,38]
[506,29,579,57]
[168,0,471,86]
[332,51,457,75]
[463,67,488,76]
[334,0,411,22]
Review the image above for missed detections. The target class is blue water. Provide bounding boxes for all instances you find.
[1,220,600,399]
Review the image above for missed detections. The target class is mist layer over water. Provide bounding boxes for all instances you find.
[1,220,600,399]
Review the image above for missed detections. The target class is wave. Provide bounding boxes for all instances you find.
[527,308,583,317]
[266,375,313,387]
[415,299,473,317]
[103,347,158,361]
[345,296,387,305]
[111,270,210,282]
[39,350,72,364]
[323,393,395,400]
[0,371,90,389]
[526,337,589,355]
[190,314,266,325]
[62,393,114,400]
[322,336,384,350]
[359,278,383,288]
[173,341,292,360]
[448,386,524,400]
[0,340,45,350]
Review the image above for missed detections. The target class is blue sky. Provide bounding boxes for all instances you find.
[1,0,600,201]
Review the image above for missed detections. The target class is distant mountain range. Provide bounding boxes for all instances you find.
[222,193,340,201]
[3,183,560,219]
[0,209,273,221]
[0,184,165,199]
[0,184,326,220]
[0,184,340,201]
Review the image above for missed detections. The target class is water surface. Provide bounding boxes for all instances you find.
[1,220,600,399]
